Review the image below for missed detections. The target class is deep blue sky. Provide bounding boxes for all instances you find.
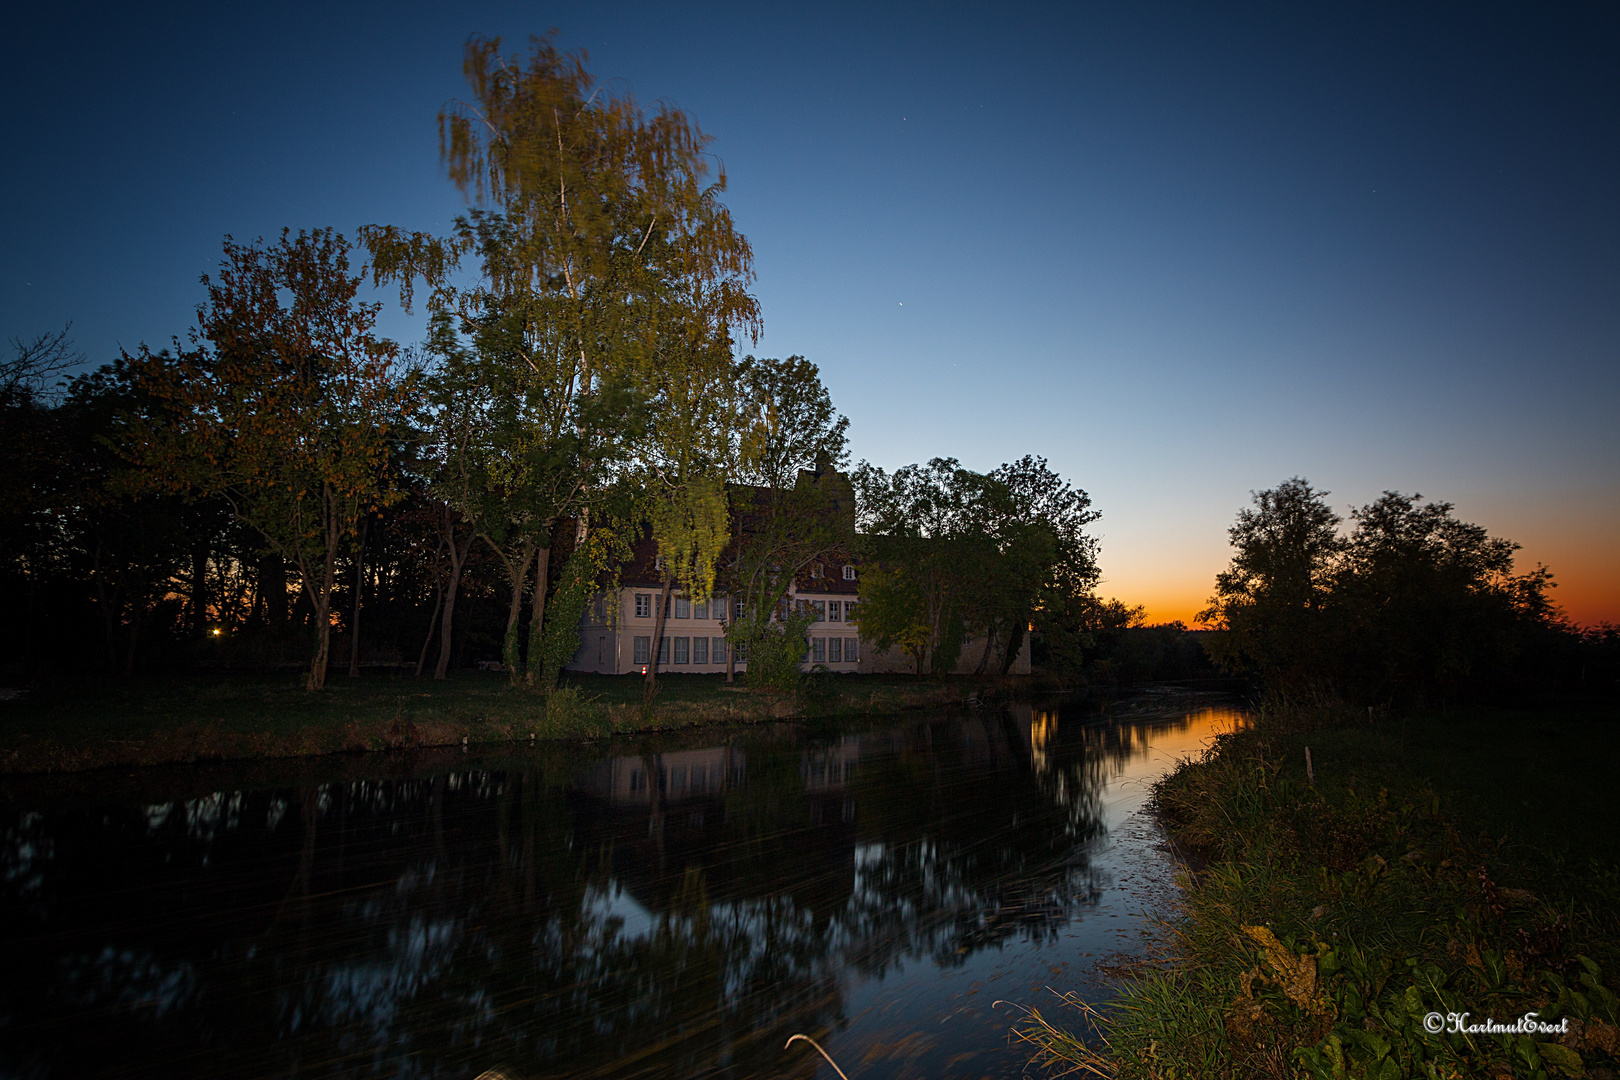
[5,1,1617,621]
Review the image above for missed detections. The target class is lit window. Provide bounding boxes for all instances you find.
[693,636,708,664]
[845,636,859,661]
[633,636,650,665]
[811,637,826,663]
[828,637,842,663]
[635,594,651,619]
[674,597,690,619]
[673,637,689,664]
[827,601,841,622]
[842,565,856,581]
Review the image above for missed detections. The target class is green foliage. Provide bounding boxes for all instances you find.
[536,532,615,691]
[742,605,816,692]
[854,455,1100,677]
[650,474,729,603]
[849,565,932,675]
[540,685,609,737]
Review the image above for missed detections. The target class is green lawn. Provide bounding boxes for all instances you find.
[0,668,995,774]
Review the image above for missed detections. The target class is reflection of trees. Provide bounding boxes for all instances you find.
[0,702,1242,1079]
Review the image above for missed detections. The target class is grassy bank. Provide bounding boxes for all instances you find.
[0,670,1012,775]
[1021,694,1620,1080]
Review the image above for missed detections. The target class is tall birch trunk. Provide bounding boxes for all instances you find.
[434,518,476,681]
[347,517,368,678]
[644,574,674,694]
[524,544,552,685]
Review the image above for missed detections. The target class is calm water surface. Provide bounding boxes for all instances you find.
[0,695,1246,1080]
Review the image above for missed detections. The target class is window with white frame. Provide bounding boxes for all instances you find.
[635,594,651,619]
[633,636,650,665]
[693,636,708,664]
[811,563,823,578]
[842,565,856,580]
[827,601,841,622]
[828,637,842,663]
[812,600,825,621]
[845,636,859,661]
[811,637,826,663]
[657,636,669,664]
[712,637,727,662]
[654,554,665,570]
[673,637,689,664]
[693,599,708,620]
[674,597,690,619]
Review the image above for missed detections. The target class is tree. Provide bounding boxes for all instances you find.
[853,457,1098,676]
[979,456,1101,675]
[1198,477,1342,685]
[1329,491,1555,699]
[721,355,852,685]
[849,565,932,676]
[362,33,757,686]
[852,458,987,673]
[126,229,417,690]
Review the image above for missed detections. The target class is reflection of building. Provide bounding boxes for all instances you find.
[576,746,747,805]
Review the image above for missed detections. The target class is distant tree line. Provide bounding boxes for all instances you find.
[0,35,1115,693]
[1199,477,1616,702]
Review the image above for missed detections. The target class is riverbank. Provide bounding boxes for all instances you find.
[1020,694,1620,1080]
[0,670,1027,775]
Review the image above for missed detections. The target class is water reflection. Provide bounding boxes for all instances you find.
[0,697,1245,1080]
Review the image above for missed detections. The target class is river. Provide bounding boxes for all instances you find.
[0,693,1246,1080]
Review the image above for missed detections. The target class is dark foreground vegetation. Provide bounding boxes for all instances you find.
[1019,694,1620,1080]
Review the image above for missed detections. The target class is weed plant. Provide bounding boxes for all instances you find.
[1021,692,1620,1080]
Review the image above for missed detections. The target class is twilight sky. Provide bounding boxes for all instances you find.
[4,1,1617,624]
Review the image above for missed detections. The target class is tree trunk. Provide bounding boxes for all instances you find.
[1000,618,1028,676]
[974,624,997,676]
[435,521,476,681]
[347,518,368,678]
[524,544,552,686]
[190,543,209,636]
[262,552,289,626]
[121,578,145,678]
[723,599,736,683]
[307,513,340,692]
[416,583,443,678]
[492,537,537,689]
[645,574,673,694]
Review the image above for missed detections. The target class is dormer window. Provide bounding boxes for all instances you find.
[654,554,665,571]
[842,565,856,581]
[811,563,824,579]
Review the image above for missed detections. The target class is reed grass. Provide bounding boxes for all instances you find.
[1021,692,1620,1080]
